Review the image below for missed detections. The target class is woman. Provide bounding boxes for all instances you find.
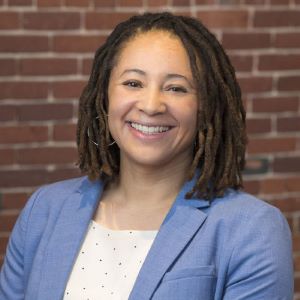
[0,12,293,300]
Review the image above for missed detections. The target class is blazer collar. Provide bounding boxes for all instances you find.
[37,175,210,300]
[37,178,103,300]
[129,176,210,300]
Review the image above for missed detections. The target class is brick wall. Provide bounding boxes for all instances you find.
[0,0,299,297]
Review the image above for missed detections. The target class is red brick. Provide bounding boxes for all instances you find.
[0,59,17,76]
[0,236,9,253]
[0,82,48,100]
[277,117,300,132]
[274,33,300,48]
[222,33,271,50]
[197,10,248,29]
[260,176,300,194]
[247,137,296,154]
[283,180,300,195]
[270,0,290,4]
[53,123,77,141]
[254,10,300,27]
[258,54,300,71]
[238,76,273,94]
[47,168,81,183]
[37,0,61,6]
[0,192,29,209]
[8,0,32,5]
[16,147,77,164]
[148,0,168,5]
[82,58,93,75]
[0,36,49,53]
[23,12,80,30]
[0,105,17,121]
[278,76,300,92]
[52,80,86,99]
[17,104,73,121]
[270,198,300,213]
[273,156,300,173]
[293,235,300,252]
[244,0,265,3]
[0,12,20,29]
[228,55,253,72]
[296,276,300,292]
[0,212,19,232]
[172,0,191,5]
[195,0,214,4]
[294,255,300,272]
[252,96,299,113]
[246,118,271,135]
[53,35,105,53]
[85,12,135,30]
[20,58,77,76]
[0,169,49,188]
[0,149,15,165]
[94,0,116,6]
[65,0,90,6]
[119,0,142,5]
[243,179,260,194]
[244,158,269,174]
[0,126,48,144]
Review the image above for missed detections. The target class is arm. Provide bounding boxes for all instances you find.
[223,205,293,300]
[0,189,40,300]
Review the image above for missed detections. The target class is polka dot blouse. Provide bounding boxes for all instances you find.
[63,220,158,300]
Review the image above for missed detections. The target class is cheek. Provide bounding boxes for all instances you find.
[177,100,198,131]
[108,86,129,115]
[108,96,134,119]
[107,89,135,134]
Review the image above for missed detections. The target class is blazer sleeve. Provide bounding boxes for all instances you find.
[0,188,41,300]
[222,205,293,300]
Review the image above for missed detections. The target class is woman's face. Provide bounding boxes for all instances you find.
[107,30,198,169]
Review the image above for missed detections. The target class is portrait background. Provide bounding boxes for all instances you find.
[0,0,299,297]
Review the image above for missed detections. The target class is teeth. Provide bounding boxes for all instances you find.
[130,122,170,134]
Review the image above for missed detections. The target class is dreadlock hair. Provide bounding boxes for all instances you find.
[77,12,247,201]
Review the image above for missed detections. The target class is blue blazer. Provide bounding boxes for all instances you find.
[0,176,293,299]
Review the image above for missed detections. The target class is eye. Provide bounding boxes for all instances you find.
[122,80,143,88]
[166,85,188,93]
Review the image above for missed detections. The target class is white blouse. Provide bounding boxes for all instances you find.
[63,220,158,300]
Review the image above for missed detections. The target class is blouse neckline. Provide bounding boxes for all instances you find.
[91,220,159,235]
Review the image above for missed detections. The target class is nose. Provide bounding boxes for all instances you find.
[136,86,166,115]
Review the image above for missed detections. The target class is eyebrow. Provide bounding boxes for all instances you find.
[121,68,146,76]
[120,68,194,86]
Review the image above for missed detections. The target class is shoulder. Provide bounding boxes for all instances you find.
[12,176,103,249]
[208,189,286,227]
[203,190,291,254]
[34,176,89,198]
[21,176,101,222]
[207,191,294,297]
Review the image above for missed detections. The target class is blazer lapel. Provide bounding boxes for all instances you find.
[36,178,103,300]
[129,179,210,300]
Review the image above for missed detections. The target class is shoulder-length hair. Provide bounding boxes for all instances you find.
[76,12,247,200]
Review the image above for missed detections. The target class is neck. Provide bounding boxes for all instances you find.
[109,154,193,210]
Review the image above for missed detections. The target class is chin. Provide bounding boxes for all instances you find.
[121,146,193,170]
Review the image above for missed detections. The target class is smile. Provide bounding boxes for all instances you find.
[129,122,172,135]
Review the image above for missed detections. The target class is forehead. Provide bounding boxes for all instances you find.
[112,30,192,75]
